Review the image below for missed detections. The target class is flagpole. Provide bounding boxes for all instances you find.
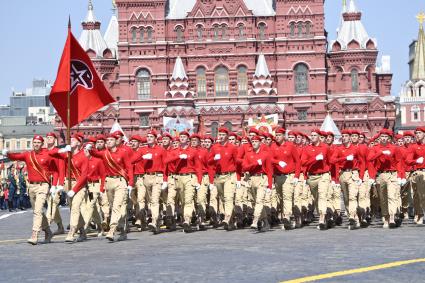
[67,17,72,194]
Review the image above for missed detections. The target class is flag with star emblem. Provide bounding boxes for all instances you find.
[49,26,115,128]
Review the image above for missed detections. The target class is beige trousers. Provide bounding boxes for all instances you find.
[28,183,50,232]
[213,172,236,223]
[174,174,197,224]
[339,171,361,219]
[307,173,331,215]
[106,177,128,234]
[376,172,401,218]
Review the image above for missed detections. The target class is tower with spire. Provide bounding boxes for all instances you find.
[326,0,395,133]
[398,12,425,131]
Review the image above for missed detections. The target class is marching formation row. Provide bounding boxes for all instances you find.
[3,126,425,245]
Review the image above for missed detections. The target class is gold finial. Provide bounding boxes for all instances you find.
[417,12,425,26]
[112,0,116,8]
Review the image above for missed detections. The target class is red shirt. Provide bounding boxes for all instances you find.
[8,149,56,183]
[209,142,240,180]
[367,143,405,178]
[48,149,86,181]
[330,143,365,179]
[132,144,167,181]
[46,147,64,186]
[165,145,203,184]
[242,147,273,189]
[91,147,135,186]
[271,141,301,178]
[405,142,425,170]
[301,143,331,175]
[73,156,106,193]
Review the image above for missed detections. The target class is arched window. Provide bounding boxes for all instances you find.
[131,28,137,43]
[237,66,248,96]
[224,121,233,131]
[410,86,415,97]
[175,26,184,42]
[258,22,266,40]
[305,22,311,35]
[196,67,207,97]
[140,28,145,43]
[147,27,153,42]
[351,69,359,92]
[136,69,151,99]
[196,25,203,41]
[419,85,423,97]
[294,63,309,94]
[238,24,245,39]
[215,66,229,96]
[290,22,295,37]
[221,24,227,39]
[211,122,219,138]
[412,105,420,121]
[213,25,220,40]
[297,22,303,37]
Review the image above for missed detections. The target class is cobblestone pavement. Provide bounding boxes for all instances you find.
[0,209,424,283]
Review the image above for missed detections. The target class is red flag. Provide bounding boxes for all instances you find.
[50,27,115,128]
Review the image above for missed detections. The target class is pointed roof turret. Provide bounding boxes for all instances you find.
[320,114,341,139]
[104,1,119,58]
[412,12,425,80]
[333,0,376,50]
[171,57,188,81]
[79,0,109,58]
[255,53,271,78]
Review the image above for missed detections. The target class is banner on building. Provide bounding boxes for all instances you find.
[248,114,279,134]
[163,116,194,136]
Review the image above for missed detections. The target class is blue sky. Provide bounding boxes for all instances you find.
[0,0,422,104]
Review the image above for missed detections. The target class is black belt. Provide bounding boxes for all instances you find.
[378,170,396,174]
[87,180,100,184]
[341,169,358,173]
[251,173,266,177]
[175,173,193,176]
[135,174,144,178]
[309,172,329,177]
[145,172,163,176]
[29,181,48,185]
[107,175,124,179]
[216,171,234,175]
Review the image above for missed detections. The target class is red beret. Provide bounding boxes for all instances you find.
[249,127,259,135]
[403,131,415,137]
[341,129,351,135]
[87,136,97,143]
[326,131,334,137]
[251,136,262,141]
[33,135,44,142]
[190,133,201,140]
[287,130,296,136]
[172,137,180,142]
[228,132,238,138]
[379,129,393,137]
[179,131,190,137]
[147,130,157,137]
[236,135,242,142]
[162,132,172,139]
[311,129,321,135]
[415,127,425,133]
[202,135,213,141]
[72,134,83,143]
[140,137,147,143]
[46,132,57,138]
[96,134,106,141]
[275,127,286,134]
[112,131,124,137]
[75,132,85,139]
[218,127,229,135]
[395,134,403,140]
[130,135,143,142]
[350,130,361,135]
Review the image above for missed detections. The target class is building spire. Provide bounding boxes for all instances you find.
[255,53,271,78]
[412,12,425,80]
[171,57,188,81]
[342,0,347,13]
[85,0,97,23]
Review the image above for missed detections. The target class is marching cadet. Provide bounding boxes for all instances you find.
[331,130,364,230]
[3,135,55,245]
[209,127,240,231]
[190,133,212,230]
[242,135,273,231]
[45,132,66,235]
[271,127,301,230]
[367,129,405,228]
[129,135,146,231]
[301,129,332,230]
[165,131,202,233]
[88,132,134,241]
[132,130,167,234]
[49,134,89,242]
[406,127,425,225]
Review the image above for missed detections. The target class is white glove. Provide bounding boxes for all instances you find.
[1,149,8,156]
[127,186,133,197]
[214,154,221,161]
[58,145,72,153]
[279,161,287,168]
[179,154,188,159]
[161,182,168,191]
[417,157,424,164]
[257,159,262,166]
[382,150,391,156]
[84,143,93,151]
[265,188,272,194]
[368,179,375,186]
[67,190,75,198]
[316,154,324,161]
[56,186,64,194]
[398,178,407,186]
[354,179,362,186]
[291,178,299,185]
[143,153,153,160]
[195,183,201,191]
[236,181,241,189]
[209,184,217,191]
[331,181,336,186]
[49,186,57,196]
[346,155,354,161]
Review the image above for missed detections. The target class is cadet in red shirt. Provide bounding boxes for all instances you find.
[4,135,55,245]
[301,129,332,230]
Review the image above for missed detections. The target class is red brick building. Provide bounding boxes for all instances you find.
[54,0,396,137]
